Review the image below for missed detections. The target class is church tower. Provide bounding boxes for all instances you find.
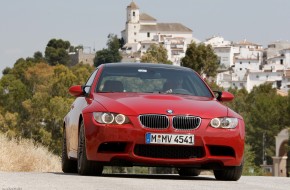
[125,1,140,44]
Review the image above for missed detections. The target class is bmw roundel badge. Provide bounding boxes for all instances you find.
[166,109,174,114]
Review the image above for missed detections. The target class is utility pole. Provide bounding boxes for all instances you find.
[262,132,267,165]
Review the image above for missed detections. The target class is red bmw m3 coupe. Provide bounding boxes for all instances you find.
[62,63,245,181]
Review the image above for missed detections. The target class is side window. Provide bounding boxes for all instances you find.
[84,69,98,94]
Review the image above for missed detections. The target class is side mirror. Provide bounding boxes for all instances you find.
[213,91,234,102]
[69,85,85,97]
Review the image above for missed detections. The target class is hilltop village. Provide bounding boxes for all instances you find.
[71,1,290,94]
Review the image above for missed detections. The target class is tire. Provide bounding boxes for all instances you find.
[214,161,244,181]
[62,128,77,173]
[77,121,103,176]
[178,168,201,177]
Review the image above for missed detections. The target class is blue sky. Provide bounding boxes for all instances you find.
[1,0,289,75]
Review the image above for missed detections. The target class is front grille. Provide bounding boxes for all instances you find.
[134,144,204,159]
[173,116,201,130]
[139,114,169,129]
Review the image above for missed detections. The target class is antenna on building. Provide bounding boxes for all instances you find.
[93,41,96,52]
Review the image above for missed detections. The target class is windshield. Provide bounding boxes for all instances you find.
[95,65,213,98]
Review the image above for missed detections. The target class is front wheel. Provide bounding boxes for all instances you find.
[213,161,244,181]
[77,121,103,176]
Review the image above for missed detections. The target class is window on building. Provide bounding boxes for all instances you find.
[134,32,136,35]
[233,83,236,86]
[249,61,251,64]
[240,62,242,64]
[143,45,145,49]
[240,68,242,71]
[134,26,136,28]
[133,11,135,16]
[134,39,137,42]
[277,80,282,89]
[147,32,150,38]
[280,59,283,65]
[256,75,259,79]
[268,44,276,48]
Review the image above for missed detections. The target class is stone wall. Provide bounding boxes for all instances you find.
[69,49,95,66]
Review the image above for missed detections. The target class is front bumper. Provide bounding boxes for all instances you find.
[83,113,244,168]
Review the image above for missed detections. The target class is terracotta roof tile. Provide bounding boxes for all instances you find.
[127,1,139,9]
[140,13,156,21]
[235,39,260,46]
[140,23,192,33]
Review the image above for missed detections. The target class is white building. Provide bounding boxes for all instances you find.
[280,48,290,69]
[246,71,283,92]
[232,40,263,80]
[204,36,240,69]
[204,36,232,47]
[282,69,290,91]
[214,39,264,91]
[216,40,290,93]
[121,1,197,65]
[265,41,290,62]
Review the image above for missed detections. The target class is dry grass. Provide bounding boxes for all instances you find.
[0,133,61,172]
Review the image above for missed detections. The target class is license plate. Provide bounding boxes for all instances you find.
[145,133,194,145]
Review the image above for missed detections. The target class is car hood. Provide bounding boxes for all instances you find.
[93,93,230,119]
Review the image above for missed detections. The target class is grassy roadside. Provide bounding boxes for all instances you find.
[0,133,61,172]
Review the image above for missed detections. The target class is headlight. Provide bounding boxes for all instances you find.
[210,117,238,129]
[115,114,126,124]
[101,113,114,124]
[93,112,129,125]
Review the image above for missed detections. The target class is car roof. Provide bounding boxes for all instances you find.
[101,62,193,71]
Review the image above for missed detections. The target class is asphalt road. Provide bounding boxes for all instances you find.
[0,172,289,190]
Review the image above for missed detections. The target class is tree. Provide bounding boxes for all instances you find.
[69,45,84,53]
[225,84,290,171]
[181,42,218,77]
[71,63,95,85]
[244,84,289,165]
[243,144,262,175]
[0,74,29,114]
[94,34,122,67]
[141,44,172,64]
[11,58,35,82]
[2,67,12,75]
[24,63,54,95]
[119,37,125,48]
[45,39,71,66]
[33,51,45,63]
[0,49,97,155]
[0,110,19,138]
